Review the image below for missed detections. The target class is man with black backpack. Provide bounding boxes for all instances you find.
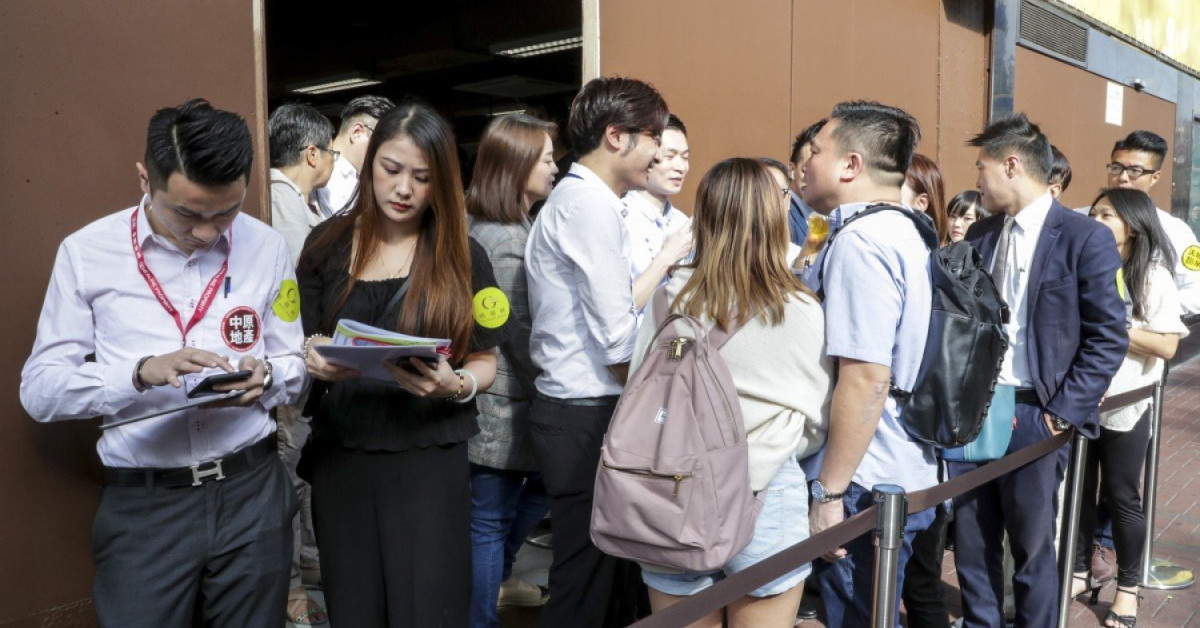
[800,101,940,627]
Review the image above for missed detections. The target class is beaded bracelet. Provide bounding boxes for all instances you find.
[450,373,465,400]
[302,334,325,361]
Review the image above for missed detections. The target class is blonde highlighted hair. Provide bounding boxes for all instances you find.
[673,158,811,328]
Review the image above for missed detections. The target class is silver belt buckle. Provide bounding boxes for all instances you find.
[190,459,226,486]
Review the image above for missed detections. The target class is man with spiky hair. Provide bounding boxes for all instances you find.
[21,98,306,627]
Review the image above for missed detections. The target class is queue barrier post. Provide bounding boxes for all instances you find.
[1057,432,1089,628]
[1140,375,1194,589]
[1139,380,1164,586]
[870,484,907,628]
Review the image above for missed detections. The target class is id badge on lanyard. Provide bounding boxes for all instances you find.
[130,206,231,347]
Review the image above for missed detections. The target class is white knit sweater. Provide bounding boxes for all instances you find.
[632,268,833,491]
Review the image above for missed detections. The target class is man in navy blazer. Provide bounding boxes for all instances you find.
[951,114,1128,628]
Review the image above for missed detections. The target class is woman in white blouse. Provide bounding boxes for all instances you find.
[632,158,832,627]
[1074,188,1187,628]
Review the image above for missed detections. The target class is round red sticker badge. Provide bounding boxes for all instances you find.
[220,306,262,352]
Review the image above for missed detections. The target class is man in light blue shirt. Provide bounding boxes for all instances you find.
[800,100,937,627]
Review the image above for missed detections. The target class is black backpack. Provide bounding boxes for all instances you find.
[821,204,1009,447]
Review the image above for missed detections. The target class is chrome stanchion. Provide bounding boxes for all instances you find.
[1140,374,1195,590]
[1057,432,1088,628]
[870,484,907,628]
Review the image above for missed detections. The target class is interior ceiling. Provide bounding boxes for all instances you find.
[265,0,583,142]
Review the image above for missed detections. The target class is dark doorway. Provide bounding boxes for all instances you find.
[266,0,583,170]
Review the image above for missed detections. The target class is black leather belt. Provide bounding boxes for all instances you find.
[536,392,620,407]
[1014,387,1041,405]
[103,437,275,488]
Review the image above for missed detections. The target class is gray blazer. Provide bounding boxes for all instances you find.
[467,217,540,471]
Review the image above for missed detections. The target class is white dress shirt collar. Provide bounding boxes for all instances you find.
[1012,191,1053,232]
[566,162,623,206]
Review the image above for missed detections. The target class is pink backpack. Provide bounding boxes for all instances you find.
[590,289,760,572]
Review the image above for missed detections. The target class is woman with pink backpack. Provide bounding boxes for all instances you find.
[630,158,833,627]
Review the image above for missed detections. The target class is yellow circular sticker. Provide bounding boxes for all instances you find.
[272,279,301,322]
[1182,245,1200,271]
[473,287,510,329]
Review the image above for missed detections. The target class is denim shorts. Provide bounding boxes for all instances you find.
[640,457,810,598]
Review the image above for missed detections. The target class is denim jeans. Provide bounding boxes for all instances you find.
[812,482,935,628]
[469,464,551,628]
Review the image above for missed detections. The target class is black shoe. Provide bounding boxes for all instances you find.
[1072,572,1101,605]
[1103,586,1140,627]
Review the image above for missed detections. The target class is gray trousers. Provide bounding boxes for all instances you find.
[277,407,320,589]
[92,453,297,628]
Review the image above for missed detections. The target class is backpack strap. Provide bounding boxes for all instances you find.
[817,203,938,299]
[704,312,749,350]
[650,285,751,351]
[817,204,938,400]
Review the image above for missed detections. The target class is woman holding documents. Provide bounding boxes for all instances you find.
[297,102,510,627]
[464,113,558,627]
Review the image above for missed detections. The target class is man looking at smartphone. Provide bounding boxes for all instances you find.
[19,99,307,628]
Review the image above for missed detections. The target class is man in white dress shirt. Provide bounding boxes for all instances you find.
[20,99,306,628]
[315,95,395,215]
[1104,131,1200,315]
[622,113,693,315]
[525,76,668,628]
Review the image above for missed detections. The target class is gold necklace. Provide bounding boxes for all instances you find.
[384,241,417,279]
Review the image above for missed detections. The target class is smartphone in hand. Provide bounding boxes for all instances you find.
[187,370,253,398]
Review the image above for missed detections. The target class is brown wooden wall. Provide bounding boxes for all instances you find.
[1014,46,1176,211]
[0,1,263,624]
[598,0,990,212]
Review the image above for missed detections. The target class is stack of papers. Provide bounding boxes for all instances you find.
[315,319,451,382]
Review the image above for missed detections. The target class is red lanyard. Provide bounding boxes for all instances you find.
[130,206,230,347]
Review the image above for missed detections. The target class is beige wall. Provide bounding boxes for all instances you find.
[1015,46,1176,211]
[598,0,989,211]
[0,1,263,623]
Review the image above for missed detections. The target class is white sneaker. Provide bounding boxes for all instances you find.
[498,577,549,608]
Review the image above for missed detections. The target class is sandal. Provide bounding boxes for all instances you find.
[287,586,328,626]
[1104,586,1140,627]
[1071,571,1101,606]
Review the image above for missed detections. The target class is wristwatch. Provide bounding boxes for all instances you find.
[260,359,274,392]
[811,479,846,503]
[1049,414,1071,431]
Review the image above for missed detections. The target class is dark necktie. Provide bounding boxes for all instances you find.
[991,216,1015,291]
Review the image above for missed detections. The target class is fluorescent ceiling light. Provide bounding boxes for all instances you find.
[488,108,527,117]
[290,75,382,95]
[491,30,583,58]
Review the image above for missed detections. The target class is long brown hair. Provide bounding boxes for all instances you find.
[905,153,948,245]
[303,102,474,362]
[674,158,810,328]
[466,114,557,224]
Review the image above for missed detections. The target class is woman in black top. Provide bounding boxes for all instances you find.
[298,102,510,627]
